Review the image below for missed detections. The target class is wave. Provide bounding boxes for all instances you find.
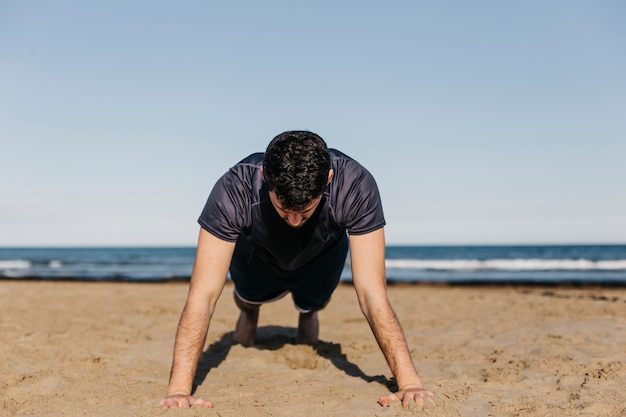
[0,260,63,268]
[385,259,626,271]
[0,260,32,269]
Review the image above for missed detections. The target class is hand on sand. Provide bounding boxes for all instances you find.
[159,394,213,409]
[378,387,436,409]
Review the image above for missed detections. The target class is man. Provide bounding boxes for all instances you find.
[159,131,434,409]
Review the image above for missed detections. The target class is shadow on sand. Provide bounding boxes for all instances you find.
[192,325,394,393]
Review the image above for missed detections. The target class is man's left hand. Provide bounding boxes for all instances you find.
[378,387,436,408]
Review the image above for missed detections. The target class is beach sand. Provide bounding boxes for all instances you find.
[1,280,624,417]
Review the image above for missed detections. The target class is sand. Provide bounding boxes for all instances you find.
[1,280,625,417]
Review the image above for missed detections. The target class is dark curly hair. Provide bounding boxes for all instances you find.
[263,131,331,211]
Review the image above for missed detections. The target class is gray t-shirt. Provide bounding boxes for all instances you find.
[198,149,385,276]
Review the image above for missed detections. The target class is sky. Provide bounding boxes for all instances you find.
[1,1,625,246]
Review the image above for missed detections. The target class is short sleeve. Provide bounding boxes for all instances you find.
[330,154,386,235]
[198,166,252,242]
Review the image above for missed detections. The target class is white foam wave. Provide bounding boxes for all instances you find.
[0,260,32,269]
[49,260,62,268]
[385,259,626,271]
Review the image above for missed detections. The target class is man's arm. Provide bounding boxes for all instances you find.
[160,228,236,409]
[349,228,435,408]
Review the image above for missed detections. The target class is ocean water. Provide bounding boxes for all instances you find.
[1,245,625,285]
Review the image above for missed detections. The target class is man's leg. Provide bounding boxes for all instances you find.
[297,310,319,344]
[292,237,349,345]
[232,292,259,346]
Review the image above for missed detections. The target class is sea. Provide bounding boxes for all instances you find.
[1,245,626,285]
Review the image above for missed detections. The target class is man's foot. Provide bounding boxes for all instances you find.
[233,293,259,346]
[296,311,319,344]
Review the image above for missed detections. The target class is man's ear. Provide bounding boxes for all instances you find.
[260,166,265,181]
[327,169,334,185]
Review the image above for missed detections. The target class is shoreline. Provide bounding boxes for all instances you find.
[2,276,626,288]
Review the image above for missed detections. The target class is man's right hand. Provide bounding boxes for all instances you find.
[159,394,213,409]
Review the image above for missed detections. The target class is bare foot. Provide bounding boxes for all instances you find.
[232,293,259,346]
[297,311,319,344]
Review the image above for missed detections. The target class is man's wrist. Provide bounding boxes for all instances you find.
[166,388,192,397]
[399,383,423,391]
[396,375,423,391]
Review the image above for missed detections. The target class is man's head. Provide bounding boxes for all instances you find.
[263,131,332,216]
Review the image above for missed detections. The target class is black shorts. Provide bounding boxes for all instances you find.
[229,236,349,312]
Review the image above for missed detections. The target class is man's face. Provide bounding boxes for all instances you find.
[268,191,323,228]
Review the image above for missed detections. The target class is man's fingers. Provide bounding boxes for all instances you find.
[379,389,436,408]
[378,393,399,407]
[159,395,212,409]
[402,394,424,409]
[191,397,214,408]
[170,398,190,408]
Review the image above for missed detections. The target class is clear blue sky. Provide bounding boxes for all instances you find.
[1,1,625,246]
